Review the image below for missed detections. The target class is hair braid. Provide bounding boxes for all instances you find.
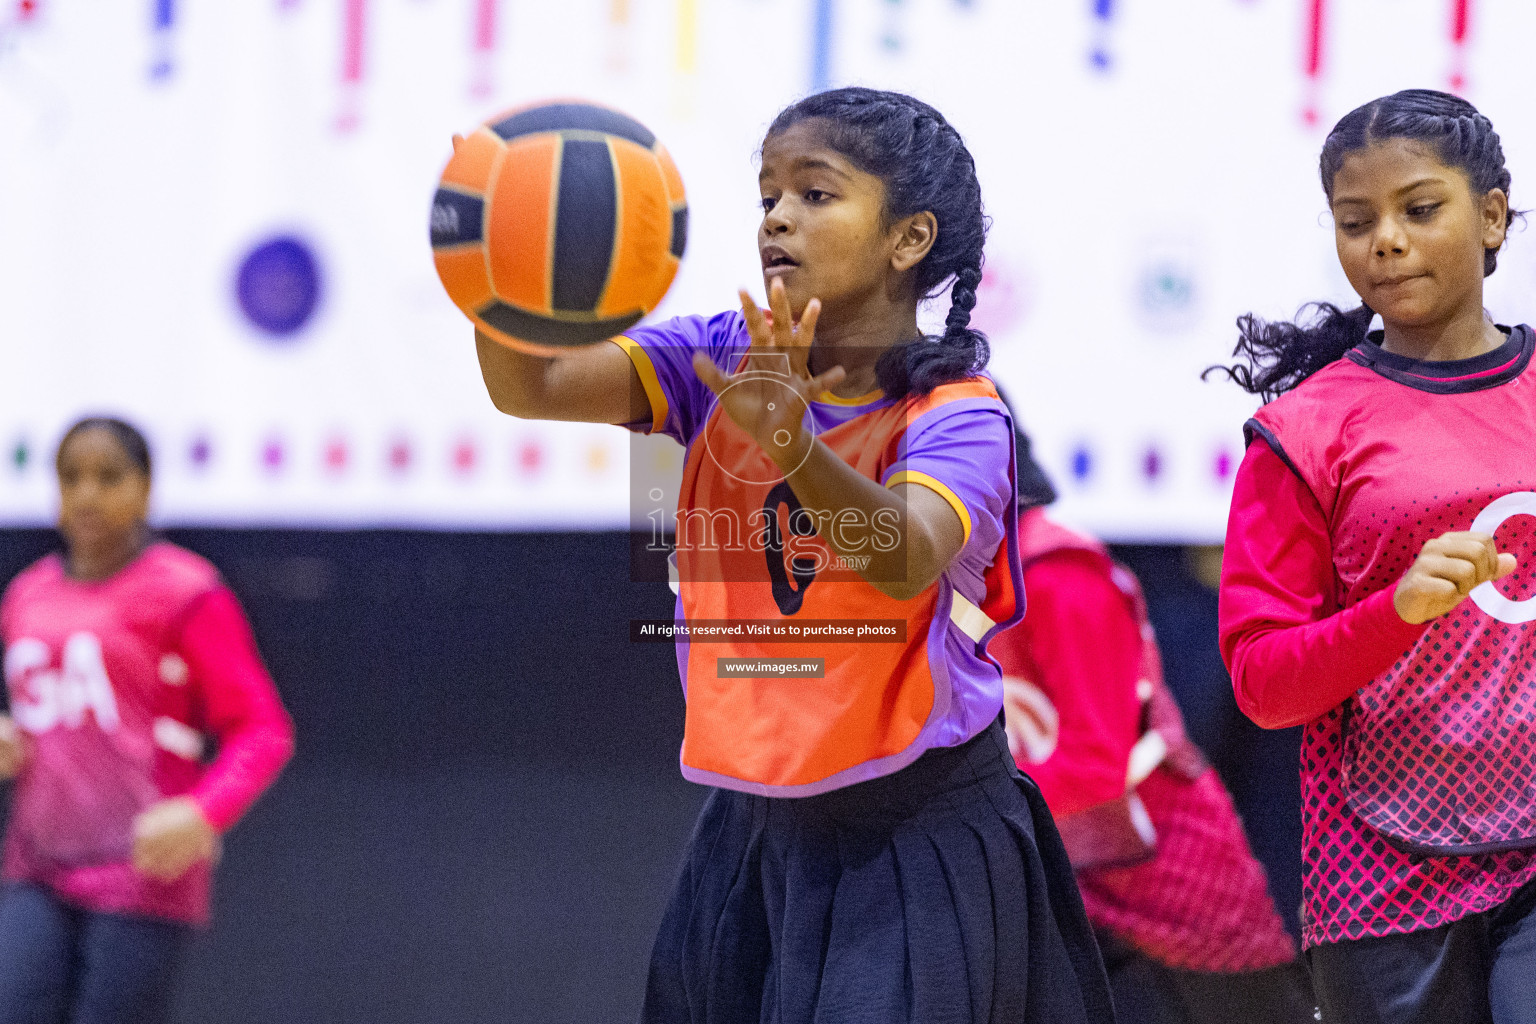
[765,87,991,400]
[945,264,982,338]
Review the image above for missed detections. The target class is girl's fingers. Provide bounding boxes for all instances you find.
[1436,532,1500,582]
[1459,534,1500,583]
[1416,575,1462,602]
[1423,554,1480,594]
[733,285,828,399]
[1497,552,1520,579]
[797,298,822,352]
[693,351,731,396]
[768,277,795,347]
[768,279,823,379]
[738,290,773,349]
[769,278,809,372]
[1478,538,1505,582]
[811,363,847,396]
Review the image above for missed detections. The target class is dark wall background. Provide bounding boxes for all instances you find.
[0,529,1302,1022]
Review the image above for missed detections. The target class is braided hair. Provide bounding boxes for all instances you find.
[765,87,990,401]
[1210,89,1515,401]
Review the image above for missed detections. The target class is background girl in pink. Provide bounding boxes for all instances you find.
[989,417,1314,1024]
[0,418,294,1023]
[1216,90,1536,1023]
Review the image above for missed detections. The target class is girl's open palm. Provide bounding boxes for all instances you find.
[692,279,846,472]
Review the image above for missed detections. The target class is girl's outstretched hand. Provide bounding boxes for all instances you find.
[132,797,219,882]
[1394,531,1518,624]
[692,278,846,473]
[0,716,24,780]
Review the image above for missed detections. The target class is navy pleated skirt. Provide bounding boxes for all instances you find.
[642,719,1115,1024]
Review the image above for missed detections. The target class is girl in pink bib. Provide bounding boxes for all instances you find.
[1214,90,1536,1024]
[0,418,294,1023]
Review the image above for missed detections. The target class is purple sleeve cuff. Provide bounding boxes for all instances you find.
[611,311,748,446]
[882,404,1013,557]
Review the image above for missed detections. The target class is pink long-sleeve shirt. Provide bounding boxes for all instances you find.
[1220,325,1536,947]
[2,542,294,924]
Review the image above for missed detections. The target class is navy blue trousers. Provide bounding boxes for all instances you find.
[0,883,191,1024]
[1308,874,1536,1024]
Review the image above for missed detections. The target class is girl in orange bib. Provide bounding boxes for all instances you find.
[475,88,1111,1023]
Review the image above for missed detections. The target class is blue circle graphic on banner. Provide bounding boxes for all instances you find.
[236,236,322,338]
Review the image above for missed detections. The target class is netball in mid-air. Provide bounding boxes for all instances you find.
[431,100,688,356]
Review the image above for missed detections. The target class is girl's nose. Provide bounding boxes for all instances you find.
[762,204,792,235]
[1373,216,1408,257]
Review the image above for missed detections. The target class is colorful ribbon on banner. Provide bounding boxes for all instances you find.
[1301,0,1324,125]
[676,0,696,74]
[1302,0,1471,126]
[606,0,630,73]
[1090,0,1114,71]
[116,0,1488,140]
[881,0,904,52]
[336,0,365,132]
[1449,0,1471,92]
[150,0,173,80]
[811,0,833,90]
[472,0,497,97]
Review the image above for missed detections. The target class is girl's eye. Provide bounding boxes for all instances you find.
[760,196,778,214]
[1408,203,1441,218]
[805,189,830,203]
[1339,218,1370,232]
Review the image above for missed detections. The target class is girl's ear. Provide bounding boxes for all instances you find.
[1482,187,1510,252]
[890,211,938,273]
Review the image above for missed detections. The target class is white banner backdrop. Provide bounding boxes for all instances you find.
[2,0,1533,539]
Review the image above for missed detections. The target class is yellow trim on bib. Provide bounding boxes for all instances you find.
[886,469,972,545]
[817,387,884,406]
[610,336,669,435]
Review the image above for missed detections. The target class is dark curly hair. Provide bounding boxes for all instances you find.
[765,87,989,401]
[1210,88,1515,401]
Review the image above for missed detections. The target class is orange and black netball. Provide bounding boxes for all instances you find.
[430,101,688,356]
